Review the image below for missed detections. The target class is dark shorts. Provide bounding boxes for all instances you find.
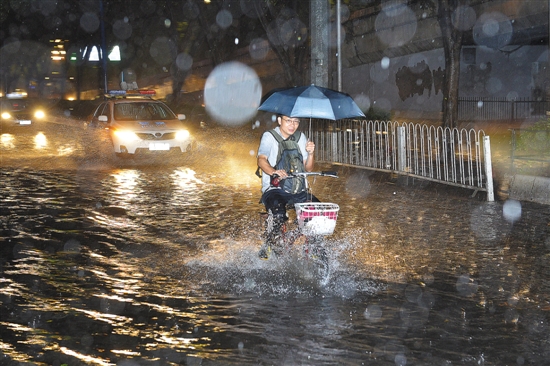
[261,188,319,217]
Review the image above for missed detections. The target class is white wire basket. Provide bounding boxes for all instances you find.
[295,202,340,236]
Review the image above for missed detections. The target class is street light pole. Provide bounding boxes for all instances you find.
[99,0,108,93]
[337,0,342,92]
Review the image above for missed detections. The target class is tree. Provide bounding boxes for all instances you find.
[435,0,465,129]
[253,1,311,87]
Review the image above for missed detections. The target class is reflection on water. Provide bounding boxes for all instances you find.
[1,133,15,148]
[1,129,550,364]
[34,131,48,149]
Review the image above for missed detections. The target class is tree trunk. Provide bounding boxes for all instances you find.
[437,0,463,129]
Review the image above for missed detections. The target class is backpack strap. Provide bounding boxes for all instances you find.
[268,129,302,143]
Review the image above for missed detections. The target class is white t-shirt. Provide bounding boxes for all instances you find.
[257,127,309,193]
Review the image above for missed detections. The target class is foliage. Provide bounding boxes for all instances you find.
[515,118,550,153]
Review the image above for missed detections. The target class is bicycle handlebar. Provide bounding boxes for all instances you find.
[270,171,337,188]
[290,171,338,178]
[272,171,338,179]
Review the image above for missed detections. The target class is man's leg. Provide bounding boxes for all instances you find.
[258,190,288,259]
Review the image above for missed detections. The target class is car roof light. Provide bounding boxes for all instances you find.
[105,90,156,98]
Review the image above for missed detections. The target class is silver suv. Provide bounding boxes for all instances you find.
[88,91,193,156]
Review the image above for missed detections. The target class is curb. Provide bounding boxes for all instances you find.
[508,174,550,205]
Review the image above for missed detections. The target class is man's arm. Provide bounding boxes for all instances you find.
[258,155,289,178]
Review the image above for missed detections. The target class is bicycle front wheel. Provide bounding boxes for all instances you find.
[305,239,330,285]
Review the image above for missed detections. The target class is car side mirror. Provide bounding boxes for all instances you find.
[177,114,186,120]
[98,115,108,122]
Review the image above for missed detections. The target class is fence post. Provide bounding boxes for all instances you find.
[331,131,338,162]
[397,126,406,172]
[483,135,494,201]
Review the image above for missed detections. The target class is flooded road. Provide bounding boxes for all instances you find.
[1,120,550,365]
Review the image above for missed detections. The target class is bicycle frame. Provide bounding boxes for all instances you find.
[258,171,339,282]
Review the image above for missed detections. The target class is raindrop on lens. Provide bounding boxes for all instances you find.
[502,199,521,223]
[364,304,383,322]
[381,57,390,69]
[80,12,100,33]
[204,61,262,126]
[216,9,233,29]
[395,354,407,366]
[477,100,484,108]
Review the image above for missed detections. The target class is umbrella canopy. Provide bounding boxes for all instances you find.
[258,85,365,120]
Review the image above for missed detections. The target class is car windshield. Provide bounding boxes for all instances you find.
[113,102,176,121]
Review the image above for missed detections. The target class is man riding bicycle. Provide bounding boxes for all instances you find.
[256,114,318,259]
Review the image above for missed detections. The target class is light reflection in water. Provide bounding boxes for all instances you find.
[34,132,48,149]
[1,133,15,148]
[111,169,141,205]
[57,144,75,156]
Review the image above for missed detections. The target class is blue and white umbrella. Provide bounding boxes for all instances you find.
[258,85,365,120]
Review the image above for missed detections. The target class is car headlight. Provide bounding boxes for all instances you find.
[113,130,140,141]
[175,130,190,140]
[34,110,45,119]
[1,112,11,120]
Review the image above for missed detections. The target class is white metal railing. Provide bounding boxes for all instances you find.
[307,120,494,201]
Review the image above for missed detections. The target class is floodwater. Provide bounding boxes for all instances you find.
[1,119,549,365]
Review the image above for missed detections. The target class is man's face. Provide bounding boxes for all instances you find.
[278,116,300,138]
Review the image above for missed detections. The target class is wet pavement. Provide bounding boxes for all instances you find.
[1,118,549,365]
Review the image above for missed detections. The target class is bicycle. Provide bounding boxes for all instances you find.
[258,171,339,283]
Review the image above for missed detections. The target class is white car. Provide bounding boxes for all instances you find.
[88,91,193,156]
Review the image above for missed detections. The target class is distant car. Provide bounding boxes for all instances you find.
[0,96,48,126]
[88,90,193,156]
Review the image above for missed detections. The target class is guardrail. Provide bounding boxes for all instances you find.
[308,120,494,201]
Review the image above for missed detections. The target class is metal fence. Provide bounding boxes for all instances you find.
[458,97,549,121]
[308,120,494,201]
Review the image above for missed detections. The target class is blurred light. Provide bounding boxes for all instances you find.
[89,46,100,61]
[235,38,239,45]
[175,130,190,140]
[113,130,139,141]
[34,110,45,119]
[1,112,11,119]
[109,46,121,61]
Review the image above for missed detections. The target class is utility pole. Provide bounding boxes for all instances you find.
[336,0,342,91]
[310,0,329,87]
[99,0,108,93]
